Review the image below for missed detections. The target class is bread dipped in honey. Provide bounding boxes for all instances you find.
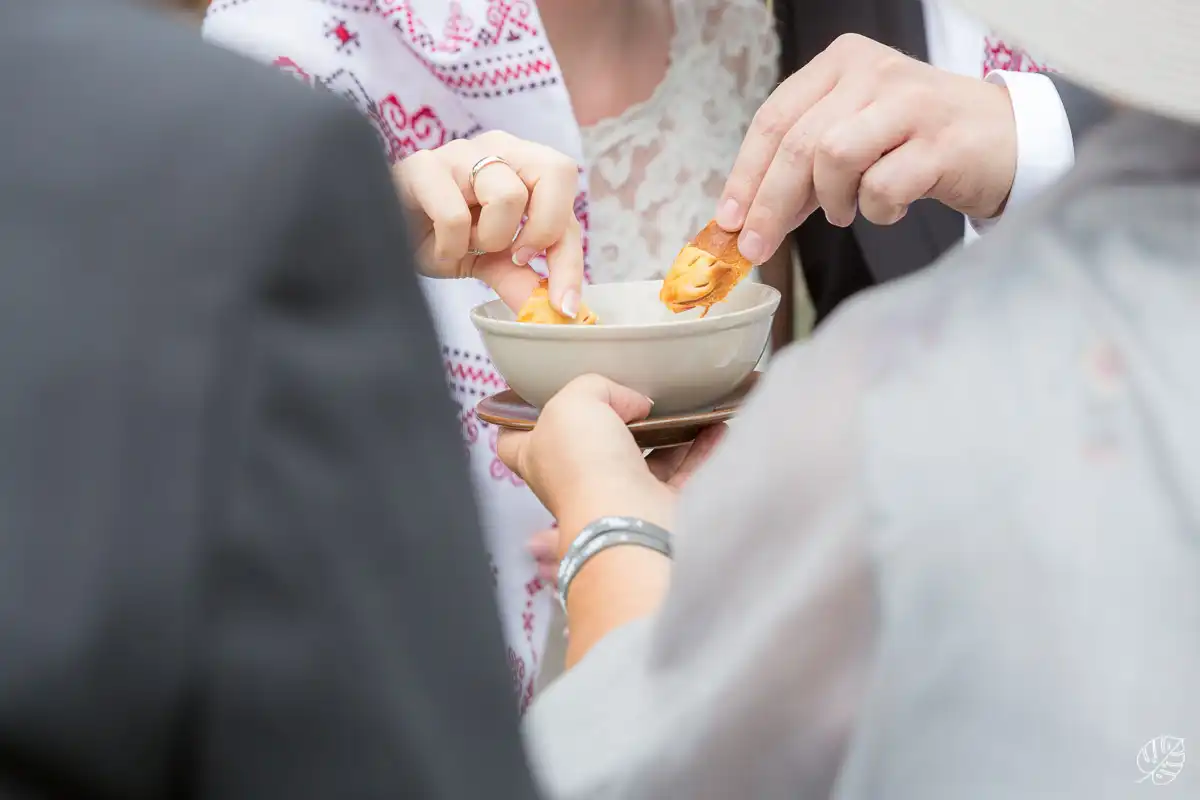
[516,278,598,325]
[660,220,754,316]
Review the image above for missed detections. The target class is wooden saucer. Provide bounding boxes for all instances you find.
[476,372,762,449]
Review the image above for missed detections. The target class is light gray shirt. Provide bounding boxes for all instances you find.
[525,110,1200,799]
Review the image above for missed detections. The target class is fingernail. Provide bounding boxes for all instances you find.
[560,289,579,319]
[824,209,847,228]
[512,246,537,266]
[738,230,764,264]
[717,198,740,229]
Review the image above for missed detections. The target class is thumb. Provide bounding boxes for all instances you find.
[557,374,654,424]
[496,428,528,474]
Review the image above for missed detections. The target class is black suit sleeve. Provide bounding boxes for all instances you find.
[1048,73,1115,144]
[196,102,538,800]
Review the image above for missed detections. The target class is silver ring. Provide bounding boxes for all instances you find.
[468,155,511,192]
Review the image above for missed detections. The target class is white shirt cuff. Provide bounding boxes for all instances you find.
[966,70,1075,238]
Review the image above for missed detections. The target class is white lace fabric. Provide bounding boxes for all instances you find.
[580,0,780,283]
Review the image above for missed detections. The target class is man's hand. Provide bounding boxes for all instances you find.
[717,33,1018,264]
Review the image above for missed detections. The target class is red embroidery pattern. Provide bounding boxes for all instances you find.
[445,347,507,395]
[516,576,547,714]
[272,56,312,85]
[478,0,539,47]
[377,93,448,156]
[461,407,482,445]
[325,17,362,52]
[381,0,539,53]
[982,37,1055,76]
[427,48,556,99]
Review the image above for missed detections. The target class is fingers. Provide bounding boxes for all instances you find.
[646,443,693,483]
[468,155,530,253]
[547,374,654,425]
[496,374,653,489]
[542,215,584,318]
[471,253,542,313]
[812,97,914,227]
[494,135,582,315]
[645,424,729,487]
[395,151,472,271]
[528,528,560,583]
[739,77,873,263]
[666,424,727,489]
[504,139,580,263]
[457,132,583,316]
[857,140,940,225]
[717,44,842,233]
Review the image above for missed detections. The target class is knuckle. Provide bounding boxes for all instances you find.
[872,53,912,83]
[439,209,472,235]
[497,182,529,208]
[551,155,580,182]
[860,199,904,225]
[750,105,792,140]
[474,129,510,148]
[860,172,905,208]
[778,128,817,165]
[830,33,868,55]
[816,131,855,166]
[898,81,934,109]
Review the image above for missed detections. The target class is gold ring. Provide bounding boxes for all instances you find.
[468,248,487,256]
[468,155,511,192]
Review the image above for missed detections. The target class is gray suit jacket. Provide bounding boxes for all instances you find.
[0,1,537,797]
[774,0,1113,319]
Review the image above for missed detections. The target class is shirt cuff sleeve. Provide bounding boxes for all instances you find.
[966,70,1075,237]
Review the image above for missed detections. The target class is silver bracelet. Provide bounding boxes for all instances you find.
[556,517,673,611]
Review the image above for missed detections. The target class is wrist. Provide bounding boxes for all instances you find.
[562,545,671,668]
[554,480,676,560]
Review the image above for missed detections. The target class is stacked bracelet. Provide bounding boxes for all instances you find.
[556,516,674,611]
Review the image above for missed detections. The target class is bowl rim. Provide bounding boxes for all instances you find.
[470,281,781,341]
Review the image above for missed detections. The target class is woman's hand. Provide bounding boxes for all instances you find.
[500,374,726,666]
[526,426,725,583]
[395,130,584,316]
[498,375,726,558]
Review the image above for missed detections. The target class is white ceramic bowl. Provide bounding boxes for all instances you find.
[470,280,780,414]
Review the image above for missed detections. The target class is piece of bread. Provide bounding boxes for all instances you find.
[660,220,753,316]
[516,279,598,325]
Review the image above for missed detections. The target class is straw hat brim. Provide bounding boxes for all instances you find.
[953,0,1200,123]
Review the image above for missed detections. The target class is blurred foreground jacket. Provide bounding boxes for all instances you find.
[0,1,538,798]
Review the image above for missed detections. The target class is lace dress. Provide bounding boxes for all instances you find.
[581,0,779,284]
